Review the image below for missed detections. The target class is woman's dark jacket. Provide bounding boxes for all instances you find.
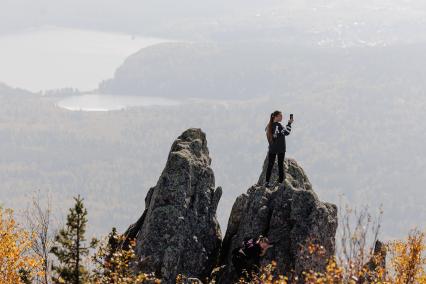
[268,121,292,154]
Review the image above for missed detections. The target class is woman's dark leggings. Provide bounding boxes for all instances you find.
[265,152,285,183]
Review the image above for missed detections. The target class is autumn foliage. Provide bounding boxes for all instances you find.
[0,208,42,284]
[1,201,425,284]
[238,230,426,284]
[90,228,159,284]
[387,230,426,284]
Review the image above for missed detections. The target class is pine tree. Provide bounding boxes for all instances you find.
[50,195,94,284]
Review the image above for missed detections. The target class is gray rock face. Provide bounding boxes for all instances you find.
[124,128,222,283]
[219,155,337,282]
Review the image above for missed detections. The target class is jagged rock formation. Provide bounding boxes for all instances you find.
[124,129,338,283]
[218,156,338,282]
[124,128,222,283]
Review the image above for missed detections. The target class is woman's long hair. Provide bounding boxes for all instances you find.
[265,110,281,144]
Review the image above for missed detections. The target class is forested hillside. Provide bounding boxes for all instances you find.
[1,65,425,239]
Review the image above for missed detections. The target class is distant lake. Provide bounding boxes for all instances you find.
[56,94,180,111]
[0,26,170,92]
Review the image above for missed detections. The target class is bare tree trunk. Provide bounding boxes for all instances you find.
[24,191,54,284]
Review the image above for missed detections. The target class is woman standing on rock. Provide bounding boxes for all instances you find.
[264,110,293,187]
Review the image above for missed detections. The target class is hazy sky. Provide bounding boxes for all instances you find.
[2,0,426,92]
[2,0,426,36]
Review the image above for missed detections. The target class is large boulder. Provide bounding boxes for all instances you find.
[124,128,222,283]
[218,155,338,282]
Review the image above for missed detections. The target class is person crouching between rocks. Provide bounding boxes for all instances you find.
[231,235,273,281]
[264,110,294,187]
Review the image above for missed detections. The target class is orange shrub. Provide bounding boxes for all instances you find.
[387,230,426,284]
[0,208,43,284]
